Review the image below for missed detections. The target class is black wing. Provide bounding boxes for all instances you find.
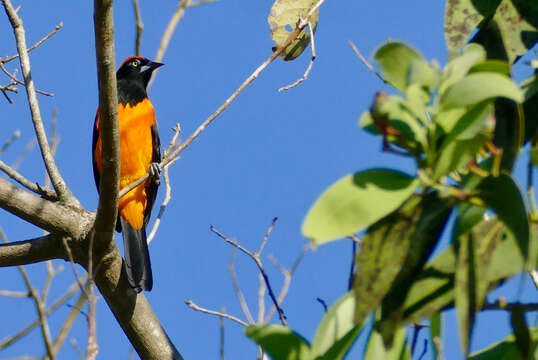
[143,120,161,227]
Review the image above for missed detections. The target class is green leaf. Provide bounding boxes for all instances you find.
[474,174,530,263]
[444,0,501,57]
[440,43,487,95]
[373,42,432,92]
[469,60,511,76]
[267,0,319,61]
[430,313,443,360]
[531,146,538,165]
[510,305,533,360]
[353,193,451,332]
[468,328,538,360]
[311,292,361,359]
[302,169,418,245]
[364,321,409,360]
[440,73,523,110]
[433,103,493,179]
[491,0,538,64]
[245,324,310,360]
[400,220,538,324]
[453,208,501,356]
[377,194,452,344]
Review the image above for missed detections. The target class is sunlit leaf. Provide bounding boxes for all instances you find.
[433,103,493,179]
[510,305,533,360]
[364,320,410,360]
[245,324,310,360]
[373,42,433,92]
[268,0,319,61]
[491,0,538,64]
[430,313,443,360]
[311,292,361,359]
[444,0,501,57]
[440,43,487,94]
[401,220,538,324]
[353,193,451,332]
[468,328,538,360]
[440,73,523,110]
[469,60,511,76]
[474,174,530,262]
[302,169,418,245]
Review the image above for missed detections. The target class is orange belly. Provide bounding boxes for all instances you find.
[94,98,156,229]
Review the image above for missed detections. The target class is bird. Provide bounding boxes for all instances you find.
[92,56,163,292]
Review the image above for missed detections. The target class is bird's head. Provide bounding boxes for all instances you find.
[116,56,163,89]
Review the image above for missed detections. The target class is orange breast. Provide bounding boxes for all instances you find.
[94,98,156,229]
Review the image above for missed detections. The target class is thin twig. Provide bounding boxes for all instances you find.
[1,22,63,64]
[264,246,307,322]
[530,270,538,290]
[0,61,53,97]
[348,40,390,86]
[278,21,316,92]
[0,278,85,351]
[51,288,88,357]
[348,237,357,290]
[228,248,255,324]
[258,217,277,255]
[0,227,54,359]
[147,165,171,244]
[0,159,56,199]
[10,137,37,171]
[257,273,266,324]
[132,0,143,56]
[316,298,328,312]
[410,323,428,356]
[118,0,325,199]
[219,307,225,360]
[482,301,538,312]
[185,300,249,327]
[70,339,85,360]
[85,231,98,360]
[0,290,29,298]
[0,130,20,155]
[211,220,288,326]
[2,1,75,203]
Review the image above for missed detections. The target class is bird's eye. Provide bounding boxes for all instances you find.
[131,59,140,67]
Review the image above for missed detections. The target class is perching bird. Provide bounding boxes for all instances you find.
[92,56,163,292]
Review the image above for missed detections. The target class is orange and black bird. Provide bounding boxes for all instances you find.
[92,56,163,292]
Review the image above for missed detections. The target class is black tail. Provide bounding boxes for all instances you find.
[120,217,153,292]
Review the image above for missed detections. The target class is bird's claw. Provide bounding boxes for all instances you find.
[150,162,161,184]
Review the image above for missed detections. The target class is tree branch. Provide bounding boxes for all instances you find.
[2,0,76,204]
[0,178,93,239]
[93,0,120,240]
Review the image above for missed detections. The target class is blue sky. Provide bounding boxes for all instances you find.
[0,1,536,359]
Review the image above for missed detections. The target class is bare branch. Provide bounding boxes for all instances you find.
[0,130,21,155]
[0,279,84,351]
[0,178,93,239]
[0,228,55,359]
[278,22,316,92]
[2,1,75,203]
[93,0,120,240]
[1,22,63,64]
[147,165,171,244]
[228,249,255,324]
[348,40,390,86]
[0,233,68,267]
[132,0,143,56]
[0,290,29,298]
[185,300,249,327]
[51,288,87,356]
[211,221,288,326]
[0,158,57,199]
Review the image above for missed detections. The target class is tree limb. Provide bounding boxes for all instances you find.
[2,0,76,205]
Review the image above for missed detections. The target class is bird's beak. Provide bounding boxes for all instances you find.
[141,61,164,73]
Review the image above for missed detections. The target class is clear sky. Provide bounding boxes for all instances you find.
[0,1,536,359]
